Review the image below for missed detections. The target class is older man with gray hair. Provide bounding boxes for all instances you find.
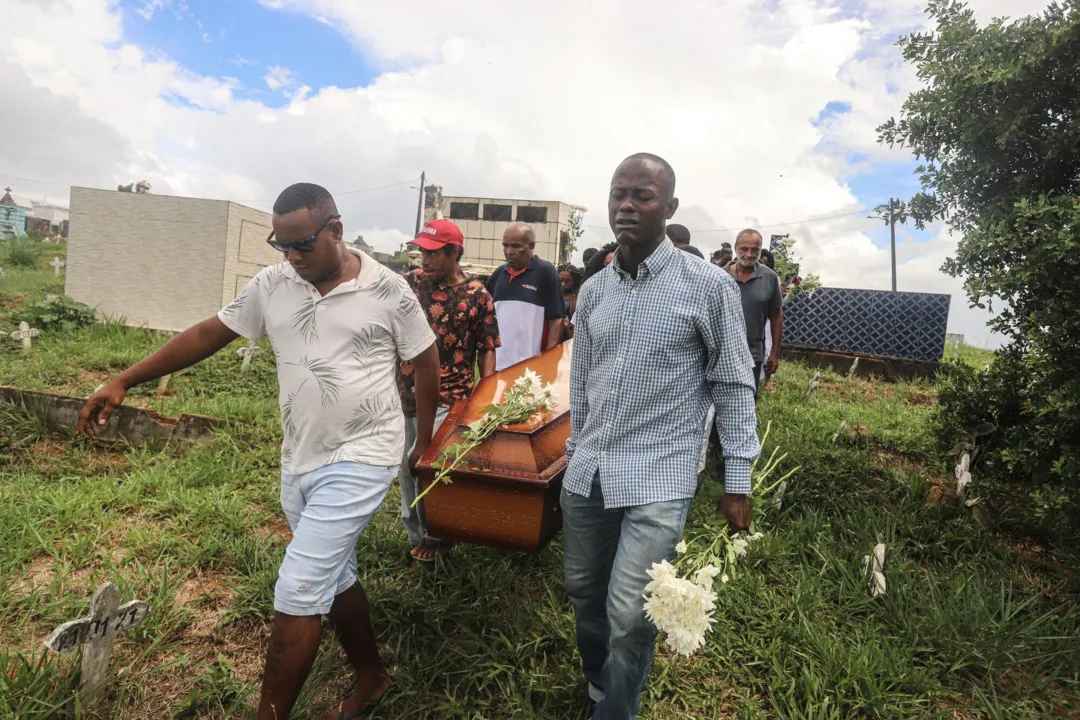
[727,228,783,397]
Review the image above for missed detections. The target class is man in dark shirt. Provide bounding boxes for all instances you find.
[727,228,783,396]
[399,219,501,562]
[485,222,565,370]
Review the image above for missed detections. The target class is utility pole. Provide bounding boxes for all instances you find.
[889,197,897,292]
[414,171,426,237]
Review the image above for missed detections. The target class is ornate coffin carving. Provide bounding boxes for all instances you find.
[415,341,573,553]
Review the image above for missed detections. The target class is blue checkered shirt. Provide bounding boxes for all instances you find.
[564,238,760,508]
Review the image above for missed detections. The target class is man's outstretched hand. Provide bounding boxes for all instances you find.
[76,380,128,437]
[717,493,752,533]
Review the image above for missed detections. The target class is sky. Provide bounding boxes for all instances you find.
[0,0,1051,347]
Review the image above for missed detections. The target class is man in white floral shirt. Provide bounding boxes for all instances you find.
[78,183,439,720]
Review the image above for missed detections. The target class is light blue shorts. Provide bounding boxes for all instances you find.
[275,461,396,615]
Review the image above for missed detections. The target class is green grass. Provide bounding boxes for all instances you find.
[0,262,1077,718]
[944,341,996,369]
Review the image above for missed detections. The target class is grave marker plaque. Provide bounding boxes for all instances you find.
[10,321,39,351]
[43,582,150,701]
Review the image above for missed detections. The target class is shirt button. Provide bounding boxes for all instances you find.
[601,451,606,457]
[617,357,624,363]
[623,322,629,327]
[609,389,616,395]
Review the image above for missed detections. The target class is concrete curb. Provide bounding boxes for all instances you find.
[1,385,232,449]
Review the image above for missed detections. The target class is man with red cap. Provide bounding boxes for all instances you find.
[397,219,502,562]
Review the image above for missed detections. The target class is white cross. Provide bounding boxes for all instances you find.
[862,543,887,597]
[954,452,973,497]
[10,321,39,351]
[50,256,66,276]
[237,337,260,370]
[832,420,847,444]
[43,582,150,702]
[772,480,788,510]
[803,372,820,400]
[0,266,8,278]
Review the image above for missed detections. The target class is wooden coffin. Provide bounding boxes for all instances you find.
[415,341,573,553]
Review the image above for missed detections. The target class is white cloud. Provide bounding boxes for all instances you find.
[134,0,169,21]
[263,65,296,91]
[2,0,1052,347]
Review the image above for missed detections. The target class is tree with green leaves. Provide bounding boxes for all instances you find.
[560,209,585,265]
[879,0,1079,492]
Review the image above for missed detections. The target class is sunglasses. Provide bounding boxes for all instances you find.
[265,214,341,253]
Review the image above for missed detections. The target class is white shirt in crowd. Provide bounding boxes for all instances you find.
[218,248,435,474]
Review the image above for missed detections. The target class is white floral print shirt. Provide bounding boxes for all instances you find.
[218,248,435,474]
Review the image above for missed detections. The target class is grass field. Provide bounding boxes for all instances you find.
[1,245,1078,719]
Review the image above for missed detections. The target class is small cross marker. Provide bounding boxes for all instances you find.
[0,266,8,278]
[237,338,260,370]
[50,256,66,276]
[43,582,150,702]
[862,543,887,597]
[10,321,39,351]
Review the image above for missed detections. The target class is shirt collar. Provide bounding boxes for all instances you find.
[506,255,536,280]
[612,237,678,279]
[284,246,376,290]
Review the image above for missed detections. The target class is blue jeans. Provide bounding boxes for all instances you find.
[276,461,396,615]
[562,480,692,720]
[398,407,450,547]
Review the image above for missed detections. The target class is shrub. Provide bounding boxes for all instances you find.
[2,240,40,269]
[882,2,1080,502]
[17,295,96,332]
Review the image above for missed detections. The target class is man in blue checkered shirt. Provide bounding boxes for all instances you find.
[563,153,760,718]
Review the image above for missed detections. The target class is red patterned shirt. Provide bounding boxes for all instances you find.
[399,270,501,415]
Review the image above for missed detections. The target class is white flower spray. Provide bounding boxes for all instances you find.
[411,368,559,507]
[643,421,799,656]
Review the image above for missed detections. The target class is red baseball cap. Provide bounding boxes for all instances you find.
[413,219,464,250]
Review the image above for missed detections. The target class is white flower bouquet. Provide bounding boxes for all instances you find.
[411,368,559,507]
[643,421,798,656]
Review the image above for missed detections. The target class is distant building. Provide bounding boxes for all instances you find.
[423,194,585,267]
[32,201,69,234]
[0,187,27,237]
[67,187,277,332]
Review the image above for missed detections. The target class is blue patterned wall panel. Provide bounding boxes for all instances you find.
[782,288,951,362]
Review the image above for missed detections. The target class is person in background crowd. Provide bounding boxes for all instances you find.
[680,245,705,259]
[77,183,440,720]
[712,242,733,268]
[485,222,565,371]
[666,222,691,249]
[559,263,583,340]
[563,153,759,718]
[583,242,617,282]
[757,248,777,391]
[582,247,599,267]
[727,228,783,399]
[399,219,501,563]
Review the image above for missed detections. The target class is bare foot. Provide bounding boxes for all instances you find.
[330,673,391,719]
[409,539,453,564]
